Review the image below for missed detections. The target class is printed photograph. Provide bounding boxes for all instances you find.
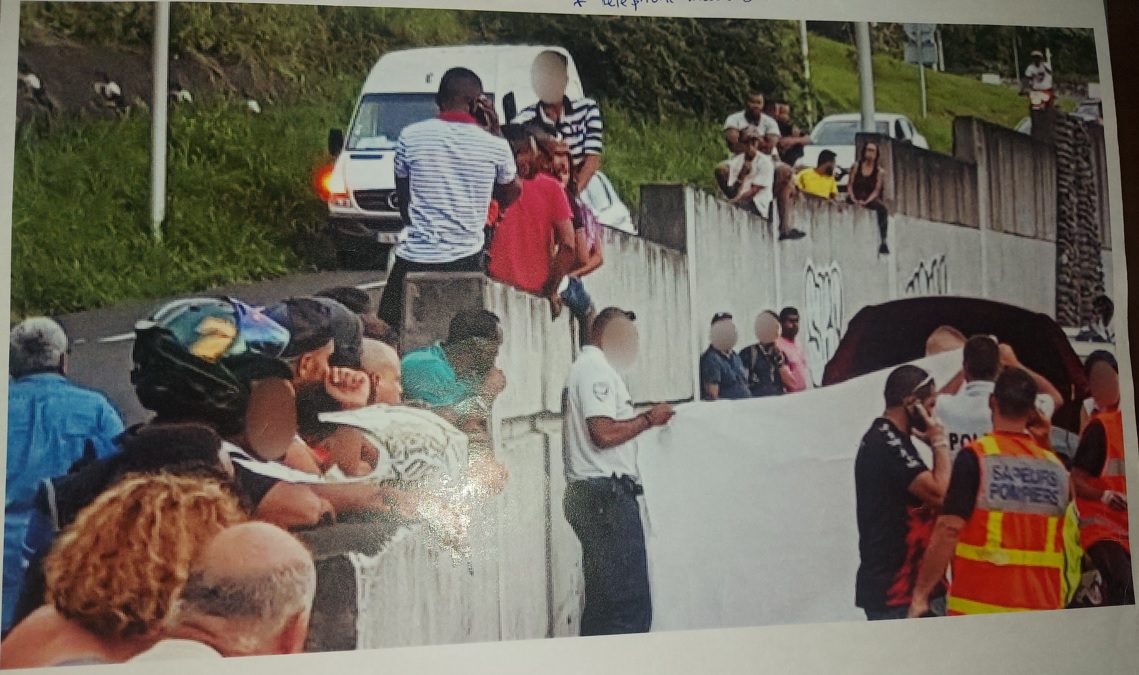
[2,1,1128,666]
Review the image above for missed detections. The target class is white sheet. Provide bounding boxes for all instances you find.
[637,350,963,631]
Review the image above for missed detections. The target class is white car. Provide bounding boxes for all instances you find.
[796,113,929,191]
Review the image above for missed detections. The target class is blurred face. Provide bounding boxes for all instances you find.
[602,317,640,372]
[1088,361,1120,407]
[533,51,569,105]
[781,313,800,340]
[710,319,739,353]
[746,95,765,118]
[777,103,792,123]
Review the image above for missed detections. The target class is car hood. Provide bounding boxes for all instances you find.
[341,151,397,191]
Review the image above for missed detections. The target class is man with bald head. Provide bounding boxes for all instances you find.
[361,337,403,404]
[131,522,316,660]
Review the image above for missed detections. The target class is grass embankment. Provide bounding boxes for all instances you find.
[12,34,1047,317]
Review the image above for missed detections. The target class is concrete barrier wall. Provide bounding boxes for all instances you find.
[873,133,980,228]
[348,175,1073,647]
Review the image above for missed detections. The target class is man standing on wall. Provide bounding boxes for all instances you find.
[563,307,674,635]
[377,67,522,335]
[512,50,604,195]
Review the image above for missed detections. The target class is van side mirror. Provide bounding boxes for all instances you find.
[328,129,344,156]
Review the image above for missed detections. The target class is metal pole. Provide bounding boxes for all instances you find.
[1012,29,1020,82]
[800,20,814,127]
[150,1,171,243]
[919,60,927,119]
[854,22,876,133]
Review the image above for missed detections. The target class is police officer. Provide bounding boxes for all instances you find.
[563,307,674,635]
[909,368,1079,617]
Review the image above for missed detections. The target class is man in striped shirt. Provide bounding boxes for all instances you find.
[377,67,522,335]
[512,50,603,195]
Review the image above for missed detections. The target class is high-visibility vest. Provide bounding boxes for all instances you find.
[948,432,1076,615]
[1076,408,1130,553]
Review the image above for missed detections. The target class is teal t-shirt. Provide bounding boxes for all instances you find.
[401,343,473,407]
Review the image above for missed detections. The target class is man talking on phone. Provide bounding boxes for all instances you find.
[377,67,523,336]
[854,365,952,620]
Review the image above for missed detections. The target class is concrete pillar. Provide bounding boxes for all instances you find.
[401,272,489,353]
[638,183,690,253]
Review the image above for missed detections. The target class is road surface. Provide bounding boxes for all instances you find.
[55,270,387,426]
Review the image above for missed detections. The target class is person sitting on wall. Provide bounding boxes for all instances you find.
[486,125,578,320]
[715,127,776,219]
[721,91,806,241]
[700,313,752,401]
[794,149,840,202]
[847,141,891,255]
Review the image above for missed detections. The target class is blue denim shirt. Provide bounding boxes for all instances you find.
[4,373,123,630]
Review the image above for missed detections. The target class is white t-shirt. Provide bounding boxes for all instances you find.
[564,346,640,482]
[1025,62,1053,91]
[725,152,775,217]
[130,639,224,662]
[723,110,781,160]
[936,380,1055,458]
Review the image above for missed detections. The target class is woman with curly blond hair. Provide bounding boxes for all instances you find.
[0,473,246,668]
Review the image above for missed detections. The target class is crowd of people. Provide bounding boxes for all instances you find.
[855,334,1131,621]
[716,91,894,254]
[3,287,514,665]
[2,50,1131,661]
[699,308,812,400]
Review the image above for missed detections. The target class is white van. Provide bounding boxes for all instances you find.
[322,44,633,269]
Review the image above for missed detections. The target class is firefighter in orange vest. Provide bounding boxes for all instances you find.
[908,367,1080,616]
[1071,351,1132,605]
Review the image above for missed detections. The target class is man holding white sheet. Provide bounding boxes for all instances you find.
[563,307,674,635]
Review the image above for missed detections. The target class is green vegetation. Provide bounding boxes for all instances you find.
[809,34,1032,153]
[12,77,358,316]
[14,5,1087,316]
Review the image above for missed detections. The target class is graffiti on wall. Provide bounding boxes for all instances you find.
[904,254,950,297]
[803,259,844,386]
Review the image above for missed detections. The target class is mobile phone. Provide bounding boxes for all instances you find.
[906,403,930,433]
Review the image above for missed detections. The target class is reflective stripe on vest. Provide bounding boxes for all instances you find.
[949,434,1071,614]
[1075,408,1129,551]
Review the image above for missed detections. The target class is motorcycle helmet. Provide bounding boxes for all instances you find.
[131,297,293,436]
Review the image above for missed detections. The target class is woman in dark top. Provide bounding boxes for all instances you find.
[848,141,890,255]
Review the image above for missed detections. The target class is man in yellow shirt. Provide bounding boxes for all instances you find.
[794,149,839,201]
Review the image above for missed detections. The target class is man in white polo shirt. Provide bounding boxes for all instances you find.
[563,307,674,636]
[936,335,1061,458]
[377,67,523,334]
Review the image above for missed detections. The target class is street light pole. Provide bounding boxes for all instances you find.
[150,1,171,243]
[800,20,814,127]
[854,21,876,133]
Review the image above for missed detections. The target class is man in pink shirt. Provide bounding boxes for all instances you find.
[776,306,812,392]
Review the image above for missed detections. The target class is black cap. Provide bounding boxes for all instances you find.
[311,297,364,369]
[447,309,501,344]
[265,298,336,359]
[712,312,733,325]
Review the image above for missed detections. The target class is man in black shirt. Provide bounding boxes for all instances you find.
[854,365,951,620]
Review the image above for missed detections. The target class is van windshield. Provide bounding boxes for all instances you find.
[347,93,440,150]
[812,120,890,146]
